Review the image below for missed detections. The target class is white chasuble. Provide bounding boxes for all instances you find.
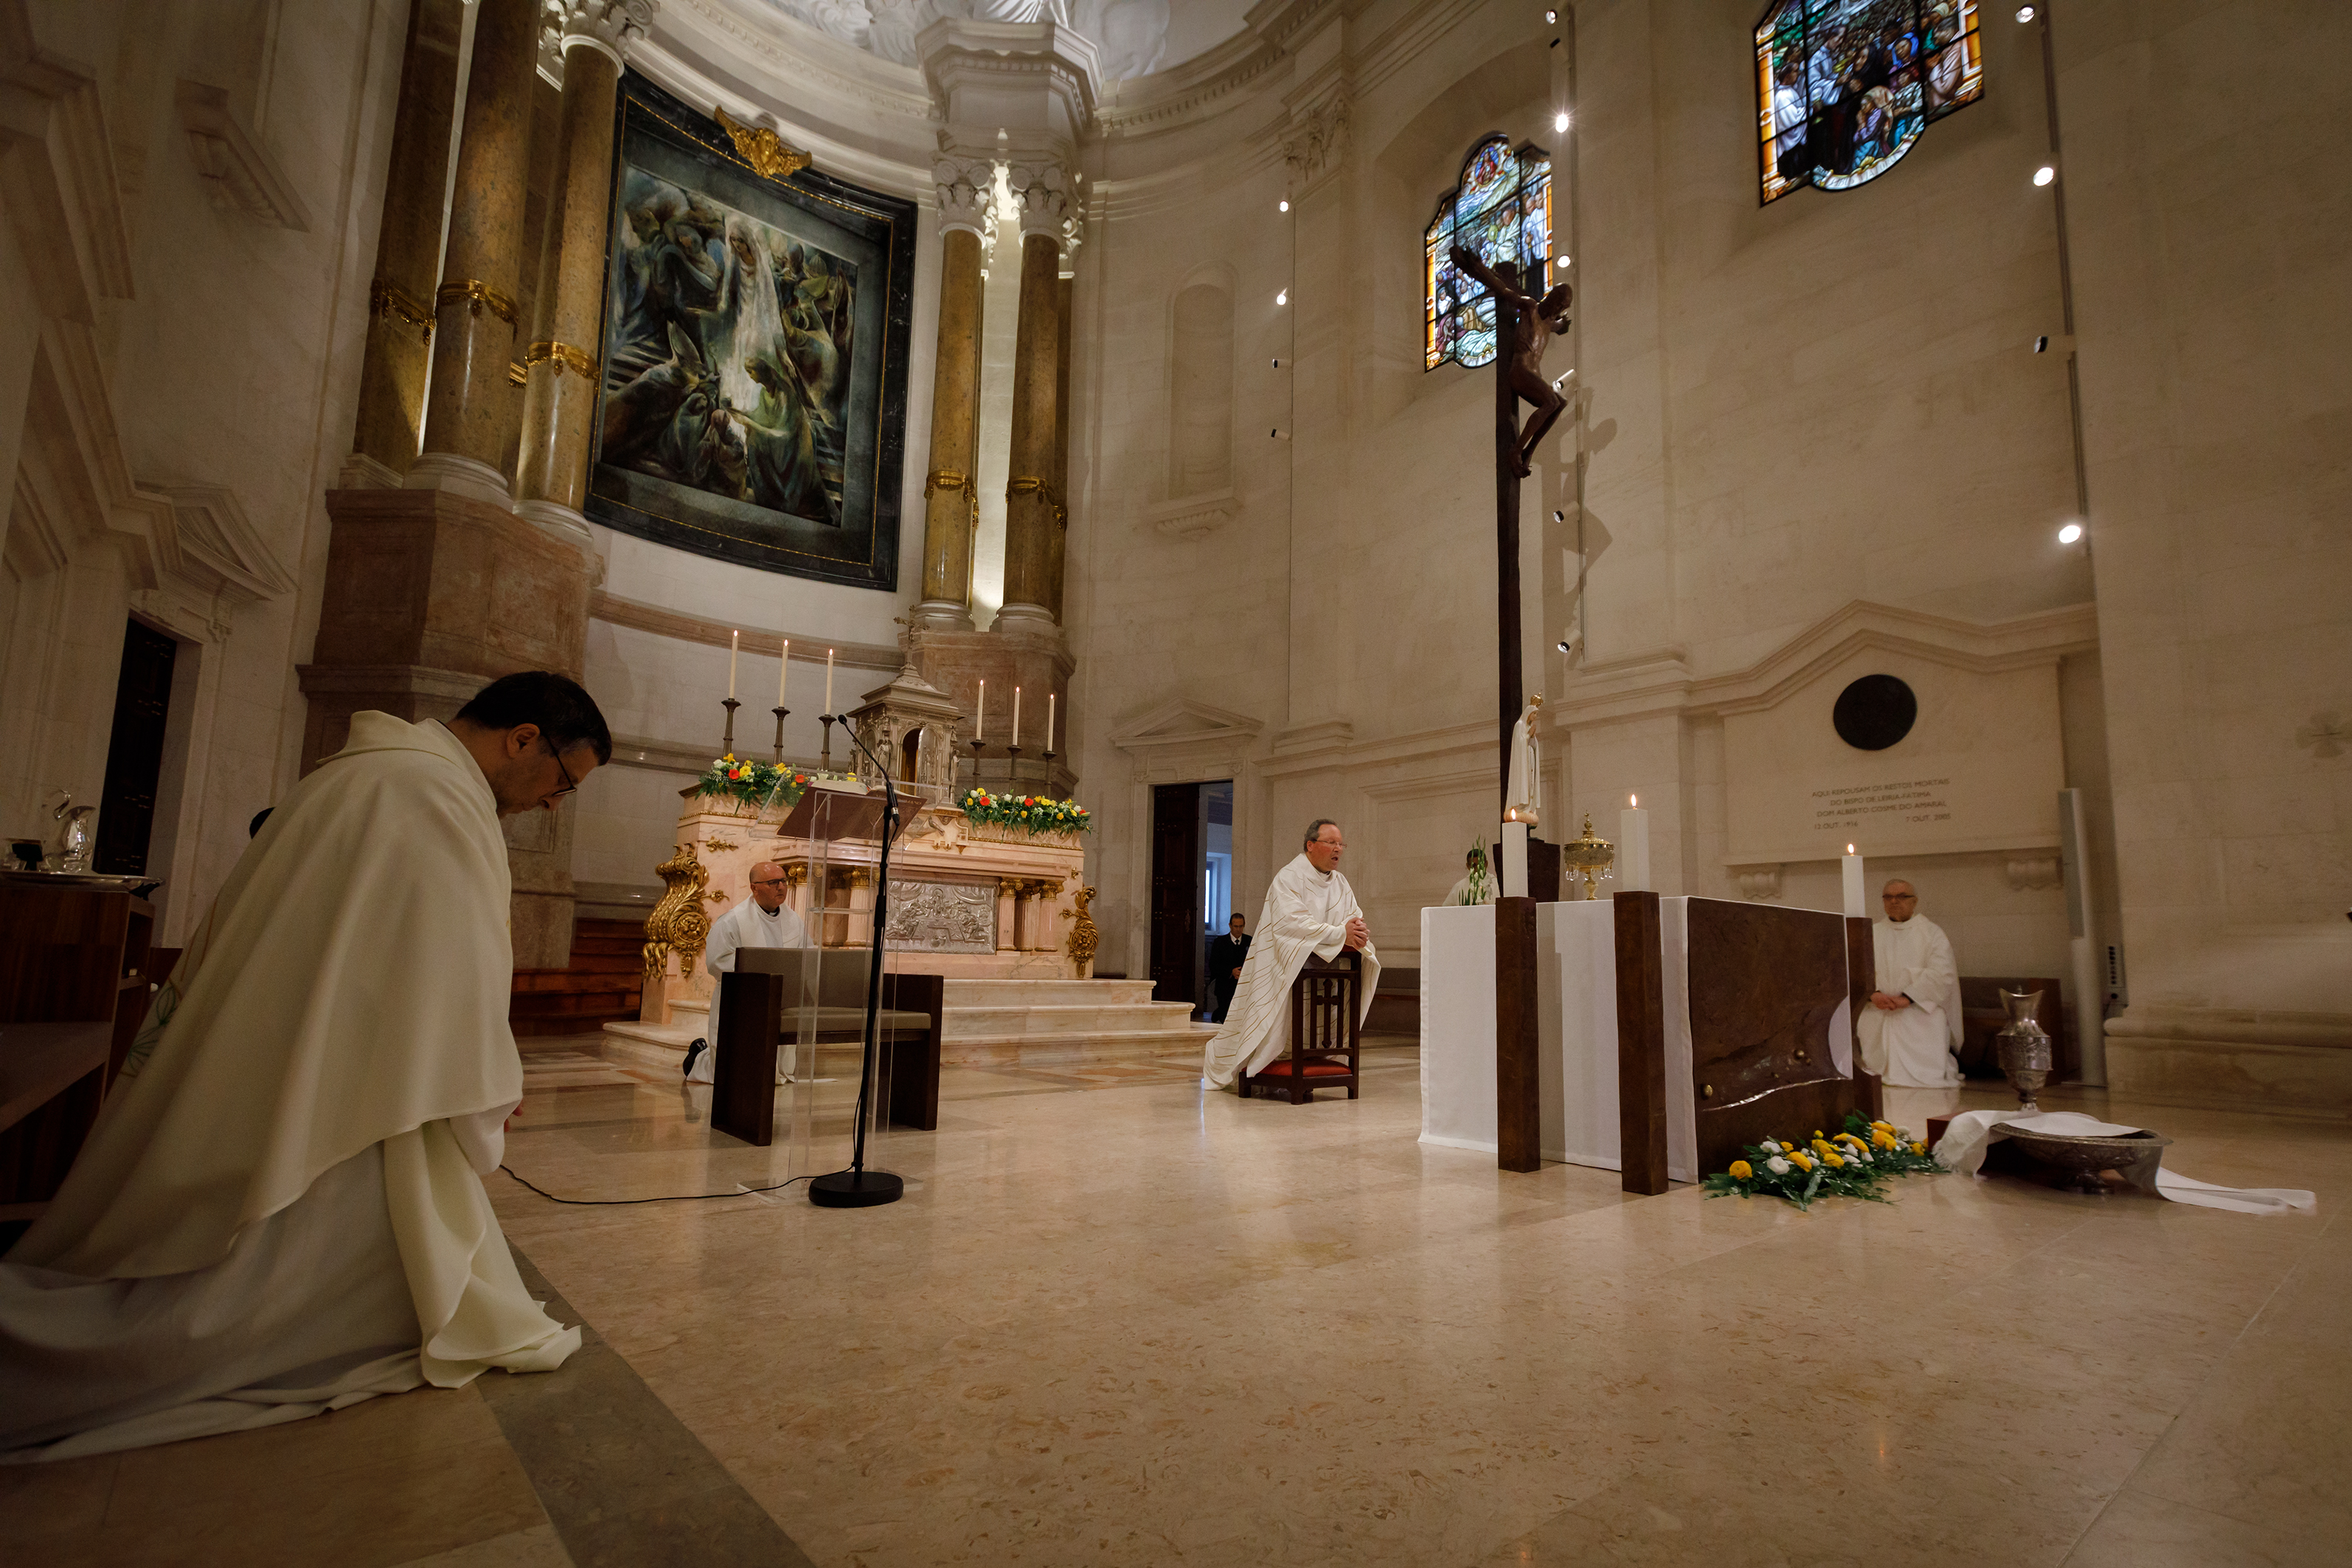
[1201,854,1381,1089]
[687,896,812,1084]
[1,713,579,1460]
[1857,914,1964,1089]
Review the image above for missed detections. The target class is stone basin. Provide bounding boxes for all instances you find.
[1991,1123,2173,1194]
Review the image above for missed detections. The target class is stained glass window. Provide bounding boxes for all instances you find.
[1425,136,1554,372]
[1756,0,1982,204]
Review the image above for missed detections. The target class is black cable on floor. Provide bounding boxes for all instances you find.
[498,1165,813,1206]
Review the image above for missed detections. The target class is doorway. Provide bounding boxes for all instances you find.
[95,618,177,875]
[1148,780,1235,1017]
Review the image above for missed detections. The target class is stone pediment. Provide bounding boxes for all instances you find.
[1110,697,1263,754]
[150,480,298,605]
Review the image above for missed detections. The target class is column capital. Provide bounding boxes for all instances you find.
[1005,157,1079,251]
[933,149,996,239]
[544,0,658,80]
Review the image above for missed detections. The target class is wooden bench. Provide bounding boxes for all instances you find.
[1239,951,1363,1103]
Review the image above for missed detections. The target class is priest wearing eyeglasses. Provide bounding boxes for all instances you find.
[684,860,812,1083]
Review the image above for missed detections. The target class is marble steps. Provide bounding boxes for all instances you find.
[941,978,1163,1008]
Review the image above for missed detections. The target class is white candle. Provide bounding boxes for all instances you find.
[1047,693,1055,752]
[1618,792,1651,892]
[1012,686,1022,747]
[727,630,738,698]
[1842,844,1867,917]
[976,679,985,740]
[824,648,835,714]
[777,639,789,707]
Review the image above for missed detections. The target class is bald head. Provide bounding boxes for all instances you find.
[749,860,788,912]
[1881,880,1918,921]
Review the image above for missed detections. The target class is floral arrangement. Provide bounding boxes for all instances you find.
[958,786,1092,836]
[695,755,811,813]
[1701,1111,1943,1210]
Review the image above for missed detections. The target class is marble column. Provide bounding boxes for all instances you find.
[347,0,465,486]
[513,2,651,544]
[912,154,993,630]
[409,0,538,505]
[1044,271,1073,621]
[996,160,1069,630]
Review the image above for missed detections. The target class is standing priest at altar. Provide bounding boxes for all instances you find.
[684,861,811,1084]
[1201,820,1378,1090]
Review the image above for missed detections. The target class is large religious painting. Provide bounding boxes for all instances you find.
[589,76,915,589]
[1756,0,1983,204]
[1424,136,1554,371]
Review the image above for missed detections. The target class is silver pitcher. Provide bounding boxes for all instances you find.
[50,790,97,874]
[1997,989,2054,1111]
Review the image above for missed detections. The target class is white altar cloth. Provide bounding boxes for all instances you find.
[1418,899,1699,1182]
[1933,1110,2317,1215]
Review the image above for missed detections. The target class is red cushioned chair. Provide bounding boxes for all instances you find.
[1238,951,1361,1103]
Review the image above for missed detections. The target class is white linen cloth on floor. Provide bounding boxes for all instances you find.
[1203,853,1379,1089]
[1,712,580,1460]
[1857,914,1963,1087]
[686,896,812,1084]
[1932,1109,2317,1215]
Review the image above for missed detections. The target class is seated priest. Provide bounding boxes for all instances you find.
[1445,844,1496,906]
[0,672,611,1460]
[1857,878,1964,1088]
[1202,819,1380,1090]
[684,860,813,1084]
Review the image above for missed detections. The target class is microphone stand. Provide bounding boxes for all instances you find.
[809,716,903,1209]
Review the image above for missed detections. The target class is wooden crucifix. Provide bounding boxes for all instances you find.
[1448,244,1571,827]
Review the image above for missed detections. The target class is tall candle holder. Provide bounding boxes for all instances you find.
[966,737,985,788]
[720,696,740,757]
[819,713,837,773]
[1004,743,1022,784]
[770,705,790,764]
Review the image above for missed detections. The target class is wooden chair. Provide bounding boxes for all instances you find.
[1239,951,1361,1103]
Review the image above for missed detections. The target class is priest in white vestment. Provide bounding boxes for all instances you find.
[1856,880,1965,1088]
[1202,819,1380,1089]
[685,861,811,1084]
[0,673,611,1461]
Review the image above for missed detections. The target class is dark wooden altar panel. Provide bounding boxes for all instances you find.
[1687,898,1858,1176]
[1494,898,1540,1172]
[1612,891,1668,1196]
[1848,915,1885,1121]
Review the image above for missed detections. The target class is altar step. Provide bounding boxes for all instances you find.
[510,917,644,1038]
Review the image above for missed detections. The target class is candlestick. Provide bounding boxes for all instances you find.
[721,696,740,757]
[966,735,985,788]
[824,648,834,713]
[727,630,738,698]
[1012,685,1021,748]
[777,639,790,707]
[1842,844,1867,917]
[821,713,836,773]
[976,679,985,741]
[1046,693,1055,754]
[1005,742,1021,784]
[771,704,789,763]
[1619,793,1651,892]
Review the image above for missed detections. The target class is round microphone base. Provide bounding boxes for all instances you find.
[809,1168,904,1208]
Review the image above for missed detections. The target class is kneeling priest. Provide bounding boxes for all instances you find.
[1202,819,1379,1090]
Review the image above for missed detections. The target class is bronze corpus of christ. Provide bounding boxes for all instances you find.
[1447,244,1571,477]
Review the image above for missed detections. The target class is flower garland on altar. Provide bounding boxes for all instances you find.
[694,754,811,812]
[1703,1112,1943,1210]
[958,786,1091,836]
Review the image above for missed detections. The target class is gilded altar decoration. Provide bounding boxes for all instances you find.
[1066,886,1100,971]
[1562,814,1616,901]
[715,105,812,183]
[641,839,712,988]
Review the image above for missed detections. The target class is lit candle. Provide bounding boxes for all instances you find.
[727,630,738,698]
[824,648,835,715]
[1047,693,1055,752]
[1842,844,1867,917]
[1012,685,1022,747]
[1619,791,1651,892]
[976,679,986,740]
[777,639,789,707]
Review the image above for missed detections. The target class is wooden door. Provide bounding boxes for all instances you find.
[96,619,177,875]
[1148,783,1204,1005]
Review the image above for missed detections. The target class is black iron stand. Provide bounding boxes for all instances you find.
[811,721,903,1209]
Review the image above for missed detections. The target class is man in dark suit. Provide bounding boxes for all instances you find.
[1207,913,1250,1024]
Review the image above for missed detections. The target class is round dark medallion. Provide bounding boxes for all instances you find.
[1832,674,1917,751]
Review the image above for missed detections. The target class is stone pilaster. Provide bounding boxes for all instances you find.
[513,1,654,544]
[912,150,994,630]
[409,0,538,505]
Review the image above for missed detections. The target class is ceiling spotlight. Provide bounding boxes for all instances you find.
[1557,639,1572,653]
[2016,4,2035,19]
[1278,198,1290,212]
[2033,165,2056,187]
[1271,357,1281,367]
[1554,110,1570,133]
[1546,8,1558,21]
[1556,253,1572,268]
[2033,335,2050,353]
[1276,288,1288,305]
[2058,522,2084,544]
[1553,510,1566,523]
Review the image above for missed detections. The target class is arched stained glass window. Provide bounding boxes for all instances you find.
[1424,136,1554,371]
[1757,0,1983,204]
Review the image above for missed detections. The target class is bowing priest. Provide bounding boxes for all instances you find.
[1202,819,1379,1090]
[684,860,813,1083]
[0,672,611,1460]
[1856,878,1964,1088]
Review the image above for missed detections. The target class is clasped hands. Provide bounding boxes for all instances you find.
[1868,991,1912,1011]
[1342,917,1370,953]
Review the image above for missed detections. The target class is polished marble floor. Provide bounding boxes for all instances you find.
[6,1037,2348,1567]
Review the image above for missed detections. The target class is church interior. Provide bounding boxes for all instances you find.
[2,0,2348,1561]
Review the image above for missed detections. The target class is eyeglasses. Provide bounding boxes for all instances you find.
[751,875,787,887]
[1881,892,1916,901]
[544,741,579,802]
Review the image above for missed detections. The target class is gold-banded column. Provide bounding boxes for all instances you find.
[912,153,993,629]
[996,159,1070,631]
[408,0,538,505]
[514,1,653,544]
[347,0,464,485]
[1044,269,1073,621]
